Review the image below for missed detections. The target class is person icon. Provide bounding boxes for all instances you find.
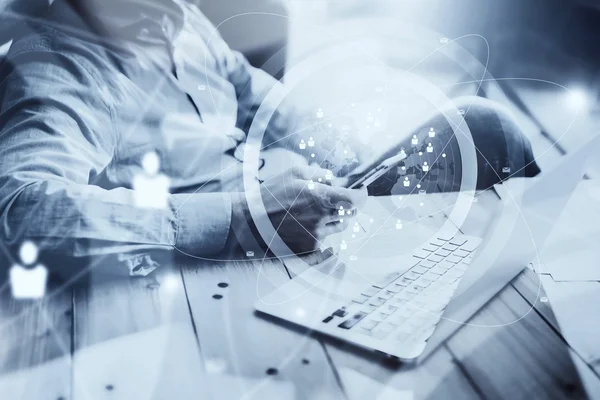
[325,170,333,180]
[10,241,48,299]
[419,189,426,196]
[502,166,511,173]
[340,240,347,251]
[353,222,360,233]
[403,177,410,187]
[308,137,315,147]
[133,151,170,209]
[338,206,345,216]
[428,127,436,138]
[395,219,403,230]
[307,180,315,190]
[411,135,419,146]
[316,108,324,119]
[422,161,429,172]
[399,147,407,158]
[299,139,306,150]
[427,143,434,153]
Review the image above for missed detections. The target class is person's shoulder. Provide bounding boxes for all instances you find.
[8,26,104,68]
[5,7,113,82]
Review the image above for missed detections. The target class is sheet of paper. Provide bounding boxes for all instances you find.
[539,180,600,281]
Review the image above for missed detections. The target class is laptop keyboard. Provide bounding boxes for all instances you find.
[329,234,481,346]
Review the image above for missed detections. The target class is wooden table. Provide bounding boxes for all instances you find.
[0,182,597,399]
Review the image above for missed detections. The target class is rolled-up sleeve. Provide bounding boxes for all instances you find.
[0,44,232,274]
[170,192,232,256]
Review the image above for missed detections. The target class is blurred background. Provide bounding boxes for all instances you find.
[199,0,600,92]
[3,0,600,86]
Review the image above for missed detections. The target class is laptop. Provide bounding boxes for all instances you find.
[254,133,598,362]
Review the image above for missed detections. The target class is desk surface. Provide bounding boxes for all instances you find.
[0,187,598,399]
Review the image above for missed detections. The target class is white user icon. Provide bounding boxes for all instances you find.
[10,241,48,299]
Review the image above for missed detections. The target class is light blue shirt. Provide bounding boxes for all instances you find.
[0,0,294,275]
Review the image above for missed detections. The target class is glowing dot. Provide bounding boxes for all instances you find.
[205,358,227,374]
[296,308,306,318]
[567,89,587,110]
[162,275,179,292]
[347,210,352,215]
[344,150,348,154]
[417,184,421,188]
[420,202,424,207]
[418,152,423,156]
[398,196,403,200]
[340,219,344,223]
[442,153,446,158]
[318,178,322,182]
[352,234,356,238]
[351,103,356,107]
[311,153,315,158]
[328,123,332,127]
[369,218,374,222]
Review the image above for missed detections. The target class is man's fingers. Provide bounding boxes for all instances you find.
[316,185,368,210]
[290,165,333,184]
[317,221,348,237]
[320,212,350,225]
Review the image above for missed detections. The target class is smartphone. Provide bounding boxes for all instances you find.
[345,153,407,189]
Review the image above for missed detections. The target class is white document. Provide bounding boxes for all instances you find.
[539,180,600,281]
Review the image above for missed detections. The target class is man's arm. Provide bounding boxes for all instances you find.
[0,45,232,276]
[206,32,300,152]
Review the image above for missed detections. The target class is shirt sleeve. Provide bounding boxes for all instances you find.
[226,50,298,149]
[0,45,231,275]
[199,22,297,150]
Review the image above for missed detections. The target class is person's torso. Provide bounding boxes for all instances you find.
[43,0,245,193]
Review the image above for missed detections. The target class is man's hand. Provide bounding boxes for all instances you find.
[235,166,367,254]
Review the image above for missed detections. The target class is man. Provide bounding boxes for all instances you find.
[0,0,368,276]
[0,0,538,277]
